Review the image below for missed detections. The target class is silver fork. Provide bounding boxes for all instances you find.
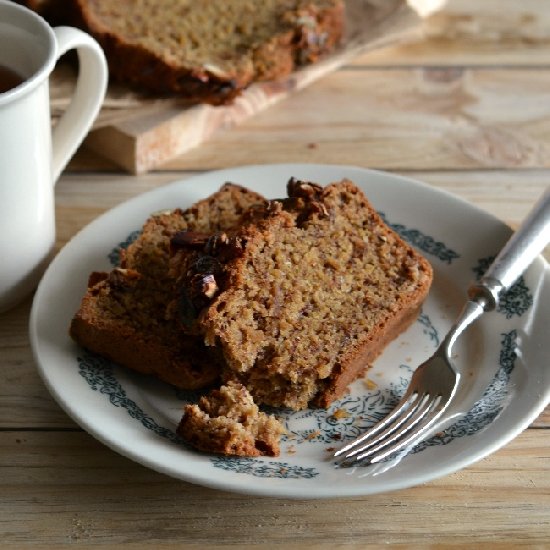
[335,187,550,465]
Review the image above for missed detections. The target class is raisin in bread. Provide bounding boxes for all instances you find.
[177,381,284,456]
[176,178,433,409]
[70,0,345,104]
[70,183,267,390]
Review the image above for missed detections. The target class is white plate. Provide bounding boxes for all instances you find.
[30,164,550,499]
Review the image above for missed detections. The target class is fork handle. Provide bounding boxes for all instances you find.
[469,186,550,310]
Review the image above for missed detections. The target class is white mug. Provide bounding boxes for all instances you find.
[0,0,107,313]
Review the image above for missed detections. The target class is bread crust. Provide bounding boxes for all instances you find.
[70,269,222,389]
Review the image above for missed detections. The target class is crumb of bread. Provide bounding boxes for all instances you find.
[177,381,284,457]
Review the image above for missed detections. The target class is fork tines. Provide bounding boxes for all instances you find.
[334,391,444,464]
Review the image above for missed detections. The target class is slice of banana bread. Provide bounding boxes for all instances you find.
[177,178,434,409]
[177,381,284,456]
[70,0,344,104]
[70,183,266,390]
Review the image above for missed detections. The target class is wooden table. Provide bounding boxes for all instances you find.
[2,8,549,547]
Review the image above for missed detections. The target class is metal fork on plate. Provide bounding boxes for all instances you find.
[335,187,550,465]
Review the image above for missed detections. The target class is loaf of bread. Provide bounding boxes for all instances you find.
[177,381,284,456]
[69,0,345,104]
[70,183,266,390]
[175,178,434,409]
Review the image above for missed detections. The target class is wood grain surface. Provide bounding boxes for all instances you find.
[54,0,422,174]
[1,1,549,547]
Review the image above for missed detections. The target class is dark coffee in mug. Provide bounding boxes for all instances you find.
[0,64,24,93]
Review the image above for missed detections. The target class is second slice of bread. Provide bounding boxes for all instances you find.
[70,183,266,389]
[177,178,434,409]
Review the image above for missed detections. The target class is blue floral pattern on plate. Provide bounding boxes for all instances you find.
[473,256,533,318]
[107,229,141,267]
[78,351,182,446]
[76,324,519,477]
[380,212,460,264]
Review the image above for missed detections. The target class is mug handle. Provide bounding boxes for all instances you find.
[51,27,108,183]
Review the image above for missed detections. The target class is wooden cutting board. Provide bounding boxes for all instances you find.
[50,0,425,174]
